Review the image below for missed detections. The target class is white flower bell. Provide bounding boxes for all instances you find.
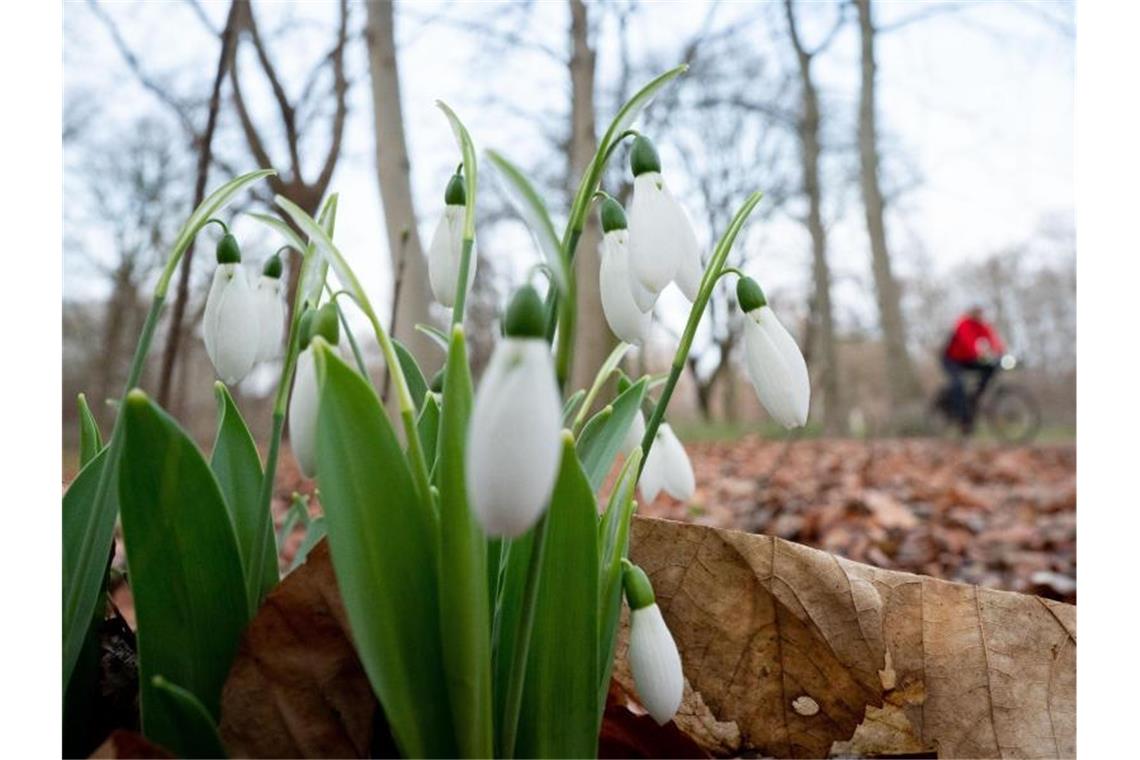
[203,232,260,386]
[626,136,703,310]
[738,277,810,429]
[623,561,684,725]
[599,198,651,345]
[254,252,287,363]
[638,423,695,504]
[467,286,563,537]
[427,173,476,308]
[288,304,340,479]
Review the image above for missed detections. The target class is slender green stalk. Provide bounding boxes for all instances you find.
[452,237,475,325]
[499,511,550,759]
[638,191,765,470]
[571,342,631,435]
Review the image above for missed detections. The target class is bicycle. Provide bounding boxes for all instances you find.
[929,354,1042,444]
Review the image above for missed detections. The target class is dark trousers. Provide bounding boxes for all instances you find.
[942,357,997,424]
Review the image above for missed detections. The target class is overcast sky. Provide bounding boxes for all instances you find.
[63,0,1074,337]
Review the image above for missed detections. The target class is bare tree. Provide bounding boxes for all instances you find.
[364,0,437,373]
[784,0,847,434]
[855,0,923,411]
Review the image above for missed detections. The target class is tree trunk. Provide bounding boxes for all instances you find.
[364,1,437,375]
[567,0,611,395]
[785,0,845,435]
[855,0,922,409]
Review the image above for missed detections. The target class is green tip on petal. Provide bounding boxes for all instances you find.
[600,197,628,233]
[503,284,546,339]
[216,233,242,264]
[736,276,767,313]
[630,135,662,177]
[262,254,283,279]
[444,173,467,206]
[621,559,656,610]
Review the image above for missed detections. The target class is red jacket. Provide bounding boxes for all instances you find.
[944,316,1004,363]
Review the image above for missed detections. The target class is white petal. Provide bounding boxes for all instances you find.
[638,434,665,504]
[671,200,704,302]
[629,604,684,725]
[628,172,681,295]
[600,231,651,345]
[467,338,563,537]
[621,409,646,457]
[254,275,286,363]
[428,206,474,308]
[628,263,660,313]
[288,348,320,478]
[203,264,259,385]
[744,307,811,428]
[658,424,695,501]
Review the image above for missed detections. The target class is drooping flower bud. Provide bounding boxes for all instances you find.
[738,277,810,429]
[203,236,259,386]
[466,286,563,537]
[289,303,341,478]
[253,253,286,363]
[622,560,683,725]
[428,172,476,308]
[627,136,703,308]
[638,423,694,504]
[599,198,651,344]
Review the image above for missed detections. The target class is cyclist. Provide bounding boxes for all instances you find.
[942,306,1005,433]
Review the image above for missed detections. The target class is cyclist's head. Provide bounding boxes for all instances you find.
[967,303,984,320]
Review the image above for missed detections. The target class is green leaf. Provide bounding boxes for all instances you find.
[415,322,450,352]
[168,169,276,279]
[514,435,600,758]
[210,383,278,608]
[596,450,642,713]
[572,341,632,432]
[247,212,307,253]
[288,517,327,573]
[118,391,249,750]
[312,342,456,758]
[77,393,103,468]
[576,377,648,490]
[561,388,587,426]
[150,676,228,759]
[276,492,310,554]
[416,392,441,475]
[485,149,567,298]
[435,325,493,757]
[437,101,479,241]
[394,339,428,411]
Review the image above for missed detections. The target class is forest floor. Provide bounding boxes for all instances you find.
[95,435,1076,626]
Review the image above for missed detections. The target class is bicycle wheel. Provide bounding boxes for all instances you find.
[982,385,1041,444]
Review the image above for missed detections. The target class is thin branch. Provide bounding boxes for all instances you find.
[240,0,303,176]
[314,0,349,197]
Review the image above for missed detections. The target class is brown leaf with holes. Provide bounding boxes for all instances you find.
[616,516,1076,759]
[219,541,379,758]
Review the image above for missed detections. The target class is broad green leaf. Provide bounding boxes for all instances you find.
[394,339,428,411]
[118,390,249,751]
[65,170,271,691]
[572,341,632,432]
[288,517,327,573]
[416,392,441,474]
[485,150,567,298]
[77,393,103,468]
[437,101,479,241]
[415,322,450,352]
[210,383,278,608]
[515,435,600,758]
[576,377,648,490]
[492,530,533,752]
[561,388,587,426]
[435,325,493,757]
[247,212,307,254]
[312,343,456,758]
[150,676,228,759]
[596,450,642,712]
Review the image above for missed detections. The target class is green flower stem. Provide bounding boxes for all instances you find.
[452,237,475,326]
[499,510,550,760]
[326,286,369,378]
[638,191,765,471]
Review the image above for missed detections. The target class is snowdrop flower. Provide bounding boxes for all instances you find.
[598,198,651,344]
[427,172,476,308]
[288,304,340,479]
[467,285,563,537]
[627,136,703,309]
[738,277,810,429]
[203,232,260,385]
[253,252,287,363]
[623,560,683,725]
[638,423,695,504]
